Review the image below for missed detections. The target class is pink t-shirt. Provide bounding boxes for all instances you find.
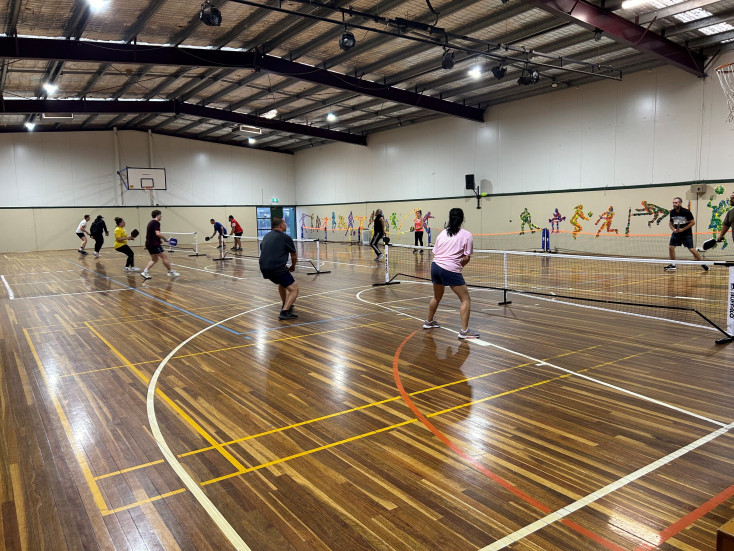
[432,228,473,272]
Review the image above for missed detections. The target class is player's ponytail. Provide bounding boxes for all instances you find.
[446,208,464,237]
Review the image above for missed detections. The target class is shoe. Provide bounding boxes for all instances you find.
[124,267,140,272]
[168,270,180,277]
[217,245,223,249]
[458,328,480,339]
[79,249,88,255]
[377,253,385,261]
[664,264,676,272]
[279,310,298,320]
[423,320,440,329]
[413,249,419,254]
[141,271,151,280]
[93,252,100,257]
[231,246,238,251]
[702,264,710,271]
[282,304,295,314]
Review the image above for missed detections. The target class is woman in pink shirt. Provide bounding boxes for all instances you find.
[423,208,479,339]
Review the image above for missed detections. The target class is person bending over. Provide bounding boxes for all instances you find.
[259,216,299,320]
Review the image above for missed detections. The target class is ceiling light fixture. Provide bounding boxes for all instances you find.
[262,109,278,119]
[24,121,36,130]
[491,64,506,80]
[43,82,58,95]
[87,0,109,10]
[441,50,455,70]
[326,112,337,122]
[199,0,222,26]
[248,137,256,145]
[621,0,649,9]
[517,67,540,85]
[339,29,356,51]
[468,66,482,79]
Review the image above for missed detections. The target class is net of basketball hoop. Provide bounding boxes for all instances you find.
[716,62,734,122]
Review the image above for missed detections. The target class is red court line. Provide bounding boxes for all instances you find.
[392,331,627,551]
[633,483,734,551]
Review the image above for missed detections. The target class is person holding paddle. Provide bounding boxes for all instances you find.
[664,197,708,272]
[141,210,179,280]
[113,217,139,271]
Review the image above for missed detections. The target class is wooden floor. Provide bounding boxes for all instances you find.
[1,242,733,551]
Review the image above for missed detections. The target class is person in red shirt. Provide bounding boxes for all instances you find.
[229,215,243,251]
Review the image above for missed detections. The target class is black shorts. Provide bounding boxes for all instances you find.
[261,268,295,287]
[669,233,694,249]
[430,262,466,286]
[234,232,243,237]
[147,245,164,255]
[76,232,85,239]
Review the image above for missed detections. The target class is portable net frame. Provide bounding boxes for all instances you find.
[234,236,330,274]
[716,61,734,122]
[384,243,734,343]
[163,232,204,256]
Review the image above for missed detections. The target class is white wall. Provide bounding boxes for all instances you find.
[0,130,296,207]
[295,53,734,203]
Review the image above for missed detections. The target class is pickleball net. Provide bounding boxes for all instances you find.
[384,243,732,340]
[234,236,330,274]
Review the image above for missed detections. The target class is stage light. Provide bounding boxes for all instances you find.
[594,29,603,42]
[441,50,455,70]
[326,112,337,122]
[43,82,58,95]
[517,68,540,85]
[339,30,356,51]
[491,64,506,80]
[24,121,36,130]
[199,1,222,26]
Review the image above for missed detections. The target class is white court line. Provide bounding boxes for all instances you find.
[1,275,14,299]
[147,283,376,549]
[481,420,734,550]
[171,263,258,281]
[16,288,129,300]
[360,282,732,549]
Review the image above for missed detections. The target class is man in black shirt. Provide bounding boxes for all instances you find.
[665,197,707,272]
[370,208,388,260]
[260,216,299,320]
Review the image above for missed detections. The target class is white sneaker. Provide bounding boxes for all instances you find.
[93,252,100,257]
[423,320,440,329]
[141,271,151,280]
[168,270,180,277]
[124,267,140,272]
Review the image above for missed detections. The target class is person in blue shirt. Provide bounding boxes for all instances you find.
[209,218,227,249]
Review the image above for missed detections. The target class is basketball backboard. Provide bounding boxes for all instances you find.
[118,167,167,190]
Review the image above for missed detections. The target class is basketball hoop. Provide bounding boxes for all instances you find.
[715,62,734,122]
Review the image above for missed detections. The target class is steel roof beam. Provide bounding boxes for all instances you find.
[0,37,484,121]
[524,0,706,76]
[0,99,366,145]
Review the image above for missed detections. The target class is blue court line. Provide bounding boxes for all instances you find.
[63,259,246,336]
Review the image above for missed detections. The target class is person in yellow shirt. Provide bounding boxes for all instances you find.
[114,217,139,271]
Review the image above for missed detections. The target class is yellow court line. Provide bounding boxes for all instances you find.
[89,347,649,512]
[96,343,604,479]
[85,322,248,475]
[104,489,187,515]
[22,329,111,514]
[63,319,388,378]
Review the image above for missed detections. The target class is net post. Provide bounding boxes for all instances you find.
[189,231,205,257]
[499,252,512,305]
[306,239,331,275]
[372,242,400,286]
[213,234,233,262]
[716,263,734,344]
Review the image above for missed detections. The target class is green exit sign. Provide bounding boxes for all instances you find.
[271,197,279,203]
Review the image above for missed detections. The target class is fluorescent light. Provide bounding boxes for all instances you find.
[468,66,482,80]
[24,121,36,130]
[88,0,109,10]
[326,112,337,122]
[43,83,58,94]
[262,109,278,119]
[621,0,649,9]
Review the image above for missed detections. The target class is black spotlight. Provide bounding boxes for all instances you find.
[441,50,455,70]
[339,30,356,51]
[491,64,506,80]
[517,68,540,86]
[594,29,603,42]
[200,0,222,26]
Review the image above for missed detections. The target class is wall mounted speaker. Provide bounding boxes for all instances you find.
[465,174,475,190]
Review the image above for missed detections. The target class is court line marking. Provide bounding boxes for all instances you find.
[481,421,734,550]
[22,328,110,514]
[63,259,242,335]
[16,288,129,300]
[357,283,728,427]
[1,275,14,299]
